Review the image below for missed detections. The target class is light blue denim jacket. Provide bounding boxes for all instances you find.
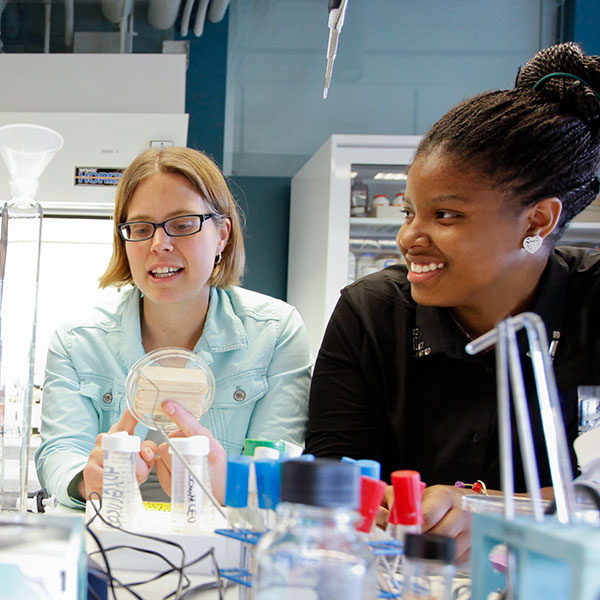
[36,286,312,508]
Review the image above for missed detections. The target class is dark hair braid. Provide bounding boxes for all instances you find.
[416,42,600,238]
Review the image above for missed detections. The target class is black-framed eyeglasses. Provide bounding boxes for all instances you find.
[118,213,216,242]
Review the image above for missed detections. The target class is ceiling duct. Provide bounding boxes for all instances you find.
[148,0,182,30]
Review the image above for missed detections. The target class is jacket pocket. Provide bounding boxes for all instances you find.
[202,371,268,454]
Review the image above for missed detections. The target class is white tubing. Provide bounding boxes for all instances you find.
[148,0,182,30]
[64,0,74,46]
[101,0,132,24]
[44,0,51,53]
[180,0,195,37]
[193,0,210,37]
[207,0,230,23]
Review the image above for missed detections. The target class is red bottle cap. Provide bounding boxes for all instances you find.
[357,475,387,533]
[390,470,424,527]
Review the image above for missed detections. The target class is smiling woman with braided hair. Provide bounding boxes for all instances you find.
[306,42,600,562]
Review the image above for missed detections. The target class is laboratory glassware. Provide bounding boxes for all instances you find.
[254,458,377,600]
[0,123,63,512]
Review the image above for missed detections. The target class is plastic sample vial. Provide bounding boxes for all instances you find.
[243,438,286,457]
[254,458,377,600]
[402,533,455,600]
[225,455,251,530]
[388,469,424,542]
[101,431,141,529]
[169,435,210,534]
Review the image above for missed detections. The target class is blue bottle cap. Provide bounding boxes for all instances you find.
[225,456,250,508]
[356,459,381,480]
[296,453,315,461]
[255,458,281,510]
[341,456,357,464]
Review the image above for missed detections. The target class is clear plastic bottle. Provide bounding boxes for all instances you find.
[254,458,377,600]
[356,240,381,280]
[169,435,211,534]
[101,431,141,529]
[402,533,455,600]
[350,177,369,217]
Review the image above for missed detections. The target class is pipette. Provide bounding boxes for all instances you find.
[323,0,349,99]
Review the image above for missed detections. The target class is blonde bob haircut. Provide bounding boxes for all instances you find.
[99,146,245,289]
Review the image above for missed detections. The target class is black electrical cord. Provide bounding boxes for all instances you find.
[86,492,225,600]
[87,492,185,599]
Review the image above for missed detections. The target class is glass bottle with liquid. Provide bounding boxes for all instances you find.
[254,458,377,600]
[402,533,455,600]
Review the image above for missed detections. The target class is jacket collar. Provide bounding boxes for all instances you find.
[121,287,250,368]
[193,287,249,364]
[413,250,569,360]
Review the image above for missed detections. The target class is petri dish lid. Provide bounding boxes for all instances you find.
[125,347,215,431]
[461,494,552,515]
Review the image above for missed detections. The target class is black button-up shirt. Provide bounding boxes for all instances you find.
[306,247,600,490]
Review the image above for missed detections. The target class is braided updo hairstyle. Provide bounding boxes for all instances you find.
[415,42,600,239]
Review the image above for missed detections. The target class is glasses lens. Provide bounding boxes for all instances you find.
[164,215,202,236]
[123,222,155,240]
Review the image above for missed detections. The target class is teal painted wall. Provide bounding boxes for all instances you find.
[180,1,600,301]
[179,14,291,300]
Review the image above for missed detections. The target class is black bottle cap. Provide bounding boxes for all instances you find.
[281,458,360,508]
[404,533,455,563]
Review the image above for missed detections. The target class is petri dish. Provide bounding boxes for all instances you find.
[125,347,215,431]
[461,494,551,515]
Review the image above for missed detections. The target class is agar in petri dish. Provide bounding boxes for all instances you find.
[125,347,215,431]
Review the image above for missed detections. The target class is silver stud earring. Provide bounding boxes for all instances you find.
[523,235,543,254]
[214,252,223,265]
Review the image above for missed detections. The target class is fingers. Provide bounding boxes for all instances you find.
[135,440,157,484]
[383,485,394,510]
[155,441,173,496]
[422,485,453,531]
[107,407,139,436]
[162,401,211,438]
[422,484,473,562]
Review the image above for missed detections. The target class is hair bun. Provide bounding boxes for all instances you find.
[515,42,600,125]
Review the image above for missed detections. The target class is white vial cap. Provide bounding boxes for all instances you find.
[102,431,141,452]
[168,435,210,456]
[281,439,304,458]
[253,445,280,459]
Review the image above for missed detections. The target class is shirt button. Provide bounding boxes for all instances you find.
[103,392,113,404]
[233,387,246,402]
[472,433,481,444]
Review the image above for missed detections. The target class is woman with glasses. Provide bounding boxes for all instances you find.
[306,42,600,560]
[36,146,312,508]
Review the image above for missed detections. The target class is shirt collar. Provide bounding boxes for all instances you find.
[413,250,569,360]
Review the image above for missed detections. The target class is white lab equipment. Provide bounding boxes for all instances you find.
[466,312,600,600]
[323,0,349,99]
[169,435,211,534]
[0,123,63,513]
[101,431,141,529]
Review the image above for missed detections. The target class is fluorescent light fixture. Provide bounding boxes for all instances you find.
[374,172,408,181]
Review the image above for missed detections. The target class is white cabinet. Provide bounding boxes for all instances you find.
[288,134,421,356]
[288,134,600,357]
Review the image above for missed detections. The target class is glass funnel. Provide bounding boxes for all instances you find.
[0,123,63,512]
